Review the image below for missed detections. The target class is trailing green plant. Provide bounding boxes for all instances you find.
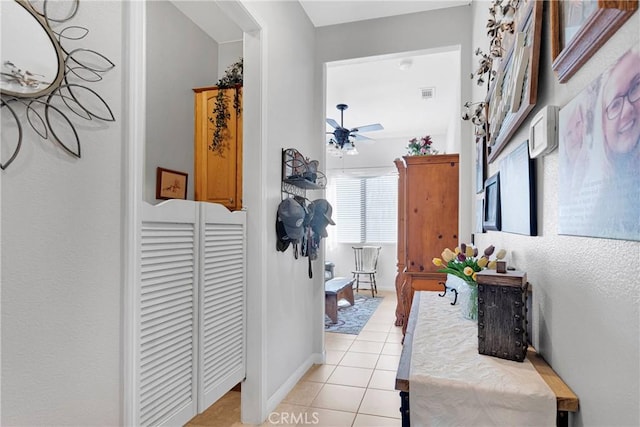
[209,58,243,155]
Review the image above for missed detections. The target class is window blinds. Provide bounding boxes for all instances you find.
[334,175,398,243]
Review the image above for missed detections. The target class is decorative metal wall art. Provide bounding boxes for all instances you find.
[0,0,115,170]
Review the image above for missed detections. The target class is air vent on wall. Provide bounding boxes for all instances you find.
[420,87,435,100]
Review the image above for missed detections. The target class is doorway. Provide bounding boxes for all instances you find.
[123,1,266,424]
[323,49,462,293]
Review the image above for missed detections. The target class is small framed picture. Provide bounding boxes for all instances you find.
[483,172,501,231]
[156,167,188,200]
[475,196,485,234]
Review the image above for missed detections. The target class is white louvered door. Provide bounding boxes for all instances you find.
[137,200,246,426]
[139,201,199,427]
[198,203,246,411]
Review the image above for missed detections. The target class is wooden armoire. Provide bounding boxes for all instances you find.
[394,154,459,330]
[193,85,243,211]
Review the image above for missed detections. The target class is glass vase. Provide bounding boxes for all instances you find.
[461,282,478,321]
[451,275,478,321]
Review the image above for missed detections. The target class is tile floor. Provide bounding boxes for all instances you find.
[186,290,402,427]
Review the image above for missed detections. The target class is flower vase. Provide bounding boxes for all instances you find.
[447,274,478,321]
[459,282,478,321]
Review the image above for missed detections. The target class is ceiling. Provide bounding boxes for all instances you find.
[173,0,468,162]
[172,1,470,44]
[326,49,460,141]
[299,1,469,27]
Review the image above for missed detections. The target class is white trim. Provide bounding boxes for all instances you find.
[0,61,2,425]
[241,25,269,426]
[265,353,323,415]
[122,1,145,425]
[211,1,268,424]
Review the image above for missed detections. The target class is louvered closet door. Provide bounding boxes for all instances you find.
[139,201,199,427]
[198,203,246,411]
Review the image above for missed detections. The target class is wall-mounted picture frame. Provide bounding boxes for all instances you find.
[483,172,501,231]
[476,137,485,194]
[500,141,537,236]
[558,46,640,241]
[475,197,485,234]
[486,0,543,163]
[156,167,188,200]
[550,0,638,83]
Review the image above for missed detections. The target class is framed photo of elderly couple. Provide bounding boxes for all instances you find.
[551,0,638,83]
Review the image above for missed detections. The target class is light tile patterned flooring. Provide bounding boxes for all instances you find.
[186,290,402,427]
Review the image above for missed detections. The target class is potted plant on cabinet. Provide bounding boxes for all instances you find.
[210,58,243,155]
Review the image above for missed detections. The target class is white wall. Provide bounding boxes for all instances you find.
[317,4,475,250]
[1,2,123,424]
[328,243,397,293]
[470,2,639,426]
[145,1,219,203]
[218,40,244,80]
[325,133,448,171]
[239,0,324,419]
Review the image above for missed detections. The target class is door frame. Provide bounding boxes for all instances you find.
[121,1,268,424]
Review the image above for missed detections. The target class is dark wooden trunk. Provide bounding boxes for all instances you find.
[477,270,528,362]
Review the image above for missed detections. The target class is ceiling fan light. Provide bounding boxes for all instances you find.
[343,141,358,155]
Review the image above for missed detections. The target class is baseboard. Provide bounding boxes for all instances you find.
[266,352,322,414]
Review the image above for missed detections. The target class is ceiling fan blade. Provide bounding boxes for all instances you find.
[326,118,340,129]
[351,123,383,133]
[353,133,374,142]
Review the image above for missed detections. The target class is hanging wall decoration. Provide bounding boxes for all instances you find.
[558,46,640,241]
[551,0,638,83]
[485,0,543,162]
[499,140,536,236]
[483,172,501,232]
[0,0,115,170]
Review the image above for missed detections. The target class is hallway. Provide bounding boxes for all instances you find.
[187,290,402,426]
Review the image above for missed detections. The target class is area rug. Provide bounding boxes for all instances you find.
[324,294,384,335]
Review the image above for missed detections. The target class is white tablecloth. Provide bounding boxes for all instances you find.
[409,292,555,427]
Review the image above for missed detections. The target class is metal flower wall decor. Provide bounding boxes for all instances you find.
[0,0,115,170]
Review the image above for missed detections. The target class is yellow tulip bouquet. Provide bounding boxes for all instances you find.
[432,243,506,285]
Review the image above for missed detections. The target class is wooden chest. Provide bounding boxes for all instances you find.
[476,270,528,362]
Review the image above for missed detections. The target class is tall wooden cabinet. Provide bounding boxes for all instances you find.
[395,154,459,330]
[193,85,242,211]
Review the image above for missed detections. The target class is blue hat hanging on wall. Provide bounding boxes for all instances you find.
[277,198,306,242]
[311,199,336,238]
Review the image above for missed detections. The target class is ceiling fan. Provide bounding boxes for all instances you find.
[326,104,383,155]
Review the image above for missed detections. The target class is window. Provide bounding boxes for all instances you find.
[333,175,398,243]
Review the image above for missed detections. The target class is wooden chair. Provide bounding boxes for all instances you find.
[352,246,381,297]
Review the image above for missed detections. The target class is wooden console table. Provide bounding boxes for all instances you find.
[395,291,579,427]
